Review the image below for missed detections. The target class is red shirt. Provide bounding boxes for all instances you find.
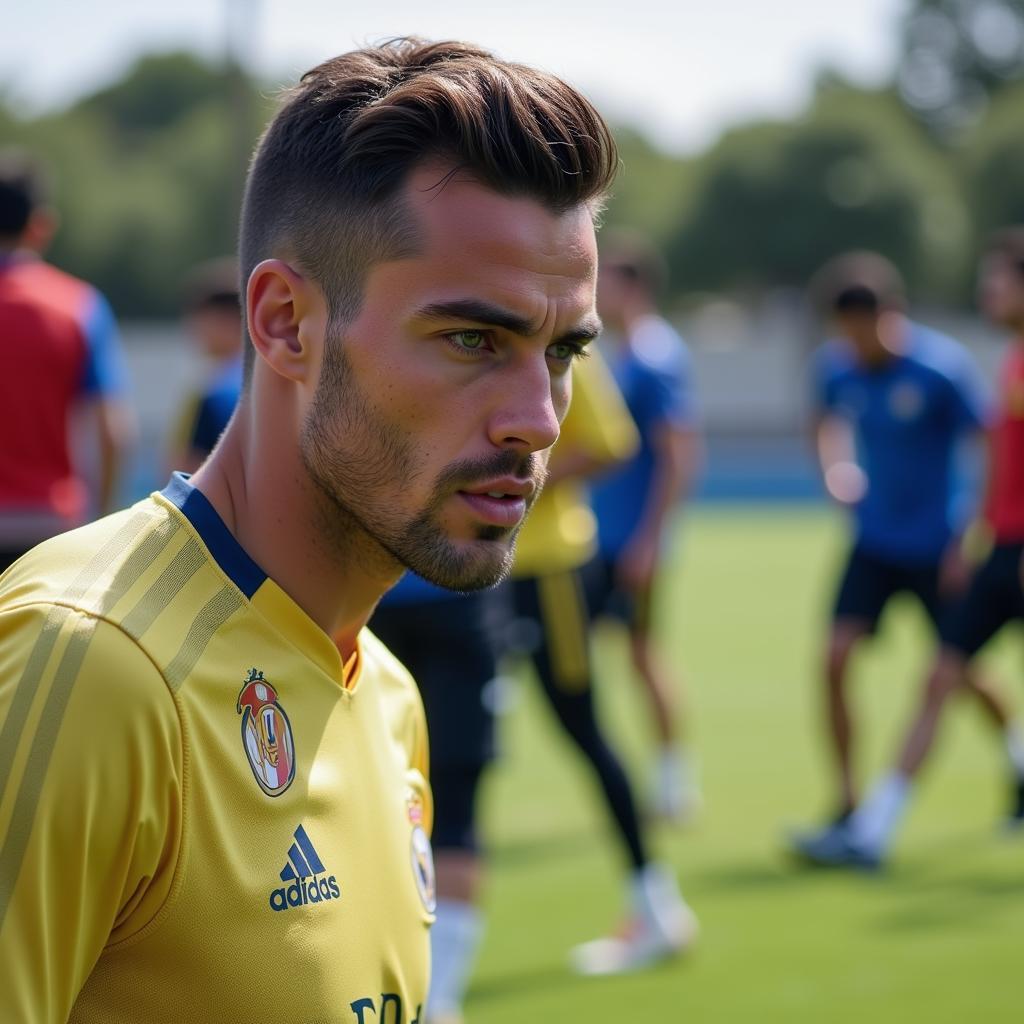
[986,342,1024,543]
[0,256,123,521]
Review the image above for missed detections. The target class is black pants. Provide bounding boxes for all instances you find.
[505,569,647,870]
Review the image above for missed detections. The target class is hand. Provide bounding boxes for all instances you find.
[823,461,867,506]
[615,531,659,594]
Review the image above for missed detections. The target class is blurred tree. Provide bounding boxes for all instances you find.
[1,52,270,317]
[961,80,1024,243]
[664,83,970,302]
[897,0,1024,138]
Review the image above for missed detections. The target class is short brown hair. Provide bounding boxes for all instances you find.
[239,38,618,378]
[181,257,241,315]
[810,251,905,316]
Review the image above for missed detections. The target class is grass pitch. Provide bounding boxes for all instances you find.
[468,506,1024,1023]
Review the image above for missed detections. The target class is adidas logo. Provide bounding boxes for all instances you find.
[269,825,341,912]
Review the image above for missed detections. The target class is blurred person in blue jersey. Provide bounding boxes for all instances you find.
[0,148,132,571]
[790,251,1024,857]
[591,233,703,821]
[795,232,1024,870]
[168,257,243,474]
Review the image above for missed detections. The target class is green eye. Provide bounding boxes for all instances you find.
[453,331,486,350]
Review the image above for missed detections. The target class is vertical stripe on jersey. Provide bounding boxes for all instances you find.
[0,613,96,928]
[121,537,205,640]
[0,511,154,829]
[537,570,591,692]
[165,586,243,692]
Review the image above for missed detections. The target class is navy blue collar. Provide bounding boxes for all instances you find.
[161,473,266,599]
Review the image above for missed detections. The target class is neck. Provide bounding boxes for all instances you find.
[190,396,401,657]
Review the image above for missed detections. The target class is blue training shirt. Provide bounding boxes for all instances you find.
[813,321,989,565]
[591,316,697,559]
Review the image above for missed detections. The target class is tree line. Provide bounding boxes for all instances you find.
[3,0,1023,319]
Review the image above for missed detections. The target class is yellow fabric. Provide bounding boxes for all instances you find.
[513,350,639,576]
[0,495,432,1024]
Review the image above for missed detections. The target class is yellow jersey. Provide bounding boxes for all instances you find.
[0,474,433,1024]
[512,349,639,576]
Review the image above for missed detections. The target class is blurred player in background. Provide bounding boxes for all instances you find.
[167,257,242,473]
[592,232,702,821]
[0,39,618,1022]
[507,349,698,977]
[791,251,1024,860]
[797,231,1024,870]
[370,577,504,1024]
[0,148,132,572]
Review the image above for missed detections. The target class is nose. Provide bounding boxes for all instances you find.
[487,353,562,454]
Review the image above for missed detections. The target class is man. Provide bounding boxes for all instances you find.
[168,257,243,473]
[591,233,702,820]
[0,149,132,572]
[507,349,697,977]
[796,232,1024,870]
[0,39,617,1023]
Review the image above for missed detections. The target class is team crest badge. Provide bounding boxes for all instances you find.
[237,668,296,797]
[888,381,923,420]
[407,791,436,914]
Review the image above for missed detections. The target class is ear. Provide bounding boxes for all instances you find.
[246,259,324,384]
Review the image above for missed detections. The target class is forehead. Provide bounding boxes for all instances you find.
[367,162,597,319]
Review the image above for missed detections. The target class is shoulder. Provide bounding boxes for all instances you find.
[904,322,976,384]
[629,315,689,374]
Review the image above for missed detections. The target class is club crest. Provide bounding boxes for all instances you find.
[237,669,296,797]
[407,790,436,914]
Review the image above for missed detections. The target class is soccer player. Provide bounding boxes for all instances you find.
[168,257,243,473]
[0,149,132,572]
[369,577,504,1024]
[508,349,698,977]
[591,233,702,820]
[0,40,617,1023]
[795,231,1024,869]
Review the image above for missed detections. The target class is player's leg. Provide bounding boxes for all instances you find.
[822,547,890,819]
[817,544,1023,867]
[624,577,699,821]
[913,560,1024,810]
[369,594,498,1024]
[510,571,696,973]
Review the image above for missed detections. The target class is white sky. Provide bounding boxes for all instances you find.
[1,0,905,153]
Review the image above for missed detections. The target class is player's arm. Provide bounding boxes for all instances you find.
[79,291,135,514]
[616,420,701,593]
[813,413,865,506]
[0,607,182,1023]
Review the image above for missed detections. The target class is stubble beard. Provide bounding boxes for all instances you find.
[299,339,537,591]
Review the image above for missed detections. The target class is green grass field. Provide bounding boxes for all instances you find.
[465,506,1024,1023]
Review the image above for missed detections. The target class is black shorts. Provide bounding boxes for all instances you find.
[832,545,950,637]
[368,590,502,769]
[580,555,652,632]
[944,543,1024,658]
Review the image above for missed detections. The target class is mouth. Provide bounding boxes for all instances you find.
[456,478,534,530]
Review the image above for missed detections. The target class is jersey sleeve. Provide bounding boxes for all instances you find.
[558,349,640,463]
[0,606,183,1024]
[637,346,697,431]
[944,347,992,433]
[79,290,130,399]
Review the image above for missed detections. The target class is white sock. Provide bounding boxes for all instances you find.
[426,899,483,1018]
[847,773,911,855]
[1004,722,1024,780]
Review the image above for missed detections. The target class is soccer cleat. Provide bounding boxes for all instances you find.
[570,864,698,976]
[788,824,882,872]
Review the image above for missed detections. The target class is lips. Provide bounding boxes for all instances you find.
[456,477,535,529]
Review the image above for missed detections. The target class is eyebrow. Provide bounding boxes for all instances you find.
[415,299,602,346]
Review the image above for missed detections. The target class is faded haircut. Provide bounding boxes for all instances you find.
[238,37,619,381]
